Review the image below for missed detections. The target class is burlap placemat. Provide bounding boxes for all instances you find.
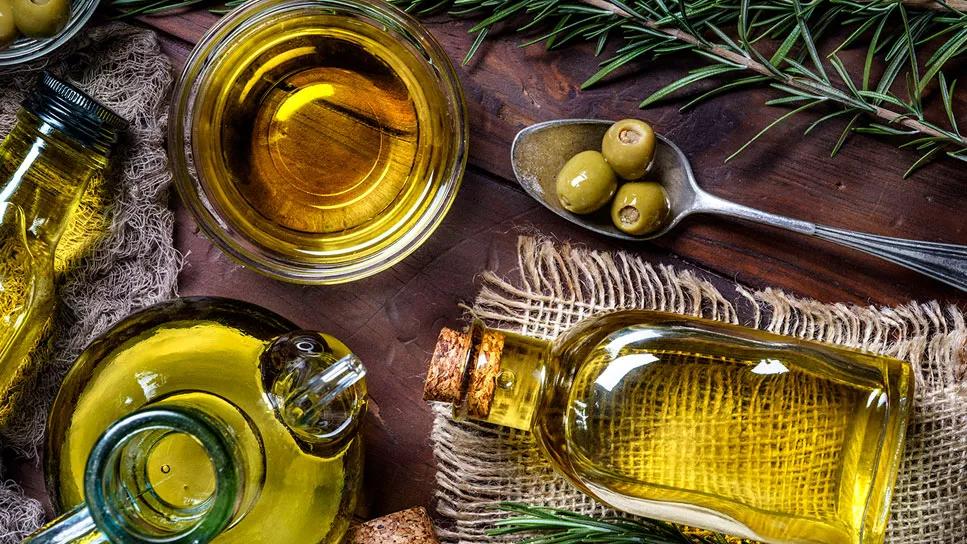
[432,236,966,543]
[0,24,178,542]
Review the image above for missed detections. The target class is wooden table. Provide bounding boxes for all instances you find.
[17,5,967,528]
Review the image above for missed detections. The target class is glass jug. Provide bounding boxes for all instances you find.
[0,72,126,424]
[424,311,914,544]
[28,297,366,543]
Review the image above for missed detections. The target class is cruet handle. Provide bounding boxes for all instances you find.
[262,332,368,450]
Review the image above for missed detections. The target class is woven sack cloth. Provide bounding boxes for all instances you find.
[0,24,178,542]
[432,236,967,543]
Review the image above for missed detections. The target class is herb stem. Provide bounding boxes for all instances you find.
[581,0,966,146]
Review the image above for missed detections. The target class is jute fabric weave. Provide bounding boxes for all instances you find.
[0,24,178,542]
[431,236,967,543]
[566,348,856,523]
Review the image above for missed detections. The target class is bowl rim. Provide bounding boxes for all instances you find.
[168,0,468,285]
[0,0,100,67]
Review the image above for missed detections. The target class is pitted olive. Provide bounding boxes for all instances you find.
[555,150,617,214]
[602,119,656,180]
[610,181,668,235]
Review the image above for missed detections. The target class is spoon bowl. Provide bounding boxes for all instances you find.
[510,118,967,293]
[511,118,699,241]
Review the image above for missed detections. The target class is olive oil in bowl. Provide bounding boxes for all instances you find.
[171,0,466,283]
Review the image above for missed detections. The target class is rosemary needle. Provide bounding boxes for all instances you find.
[487,503,743,544]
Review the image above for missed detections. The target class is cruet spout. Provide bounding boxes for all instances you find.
[262,331,368,451]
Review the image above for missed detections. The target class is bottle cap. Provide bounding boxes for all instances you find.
[23,72,128,152]
[465,329,504,418]
[423,325,504,418]
[423,328,472,404]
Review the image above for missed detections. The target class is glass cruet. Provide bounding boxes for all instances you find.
[31,297,367,543]
[0,72,126,424]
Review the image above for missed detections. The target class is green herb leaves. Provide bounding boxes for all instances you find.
[390,0,967,176]
[487,502,738,544]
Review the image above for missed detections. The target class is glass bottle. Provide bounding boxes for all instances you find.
[0,72,126,423]
[28,297,367,543]
[424,310,914,544]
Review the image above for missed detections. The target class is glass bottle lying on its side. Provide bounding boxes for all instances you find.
[26,297,367,544]
[424,310,914,544]
[0,72,126,425]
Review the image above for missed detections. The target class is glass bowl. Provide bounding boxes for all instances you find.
[0,0,99,67]
[169,0,468,285]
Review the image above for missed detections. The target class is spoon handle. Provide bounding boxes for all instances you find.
[812,226,967,292]
[696,192,967,292]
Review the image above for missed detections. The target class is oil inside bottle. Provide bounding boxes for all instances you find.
[146,433,216,509]
[537,316,911,544]
[0,115,104,418]
[434,312,912,544]
[193,14,449,264]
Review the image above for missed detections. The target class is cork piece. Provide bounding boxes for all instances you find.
[348,507,440,544]
[423,327,472,403]
[466,330,505,418]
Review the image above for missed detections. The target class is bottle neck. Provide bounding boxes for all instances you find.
[63,406,242,544]
[91,407,244,542]
[0,111,109,246]
[424,322,552,431]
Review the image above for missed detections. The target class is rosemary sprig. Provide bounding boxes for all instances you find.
[390,0,967,176]
[488,502,737,544]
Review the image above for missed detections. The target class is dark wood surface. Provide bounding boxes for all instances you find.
[13,5,967,529]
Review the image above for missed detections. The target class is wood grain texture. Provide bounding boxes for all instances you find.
[10,6,966,532]
[148,11,967,306]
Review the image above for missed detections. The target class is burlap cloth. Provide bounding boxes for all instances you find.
[0,24,178,542]
[432,236,966,543]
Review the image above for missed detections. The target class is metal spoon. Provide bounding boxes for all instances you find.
[512,118,967,293]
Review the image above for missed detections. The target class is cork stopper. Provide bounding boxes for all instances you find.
[348,507,439,544]
[423,328,472,404]
[466,330,505,418]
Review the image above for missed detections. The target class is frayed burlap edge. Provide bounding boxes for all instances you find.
[431,236,966,543]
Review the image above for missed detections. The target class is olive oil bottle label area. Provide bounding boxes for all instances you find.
[192,14,451,264]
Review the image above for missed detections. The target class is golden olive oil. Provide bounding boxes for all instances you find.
[427,311,913,544]
[192,13,451,265]
[0,96,118,422]
[0,202,53,416]
[47,302,363,543]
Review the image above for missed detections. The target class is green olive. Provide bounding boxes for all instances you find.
[610,182,668,236]
[602,118,656,180]
[0,0,18,48]
[12,0,68,38]
[555,150,617,214]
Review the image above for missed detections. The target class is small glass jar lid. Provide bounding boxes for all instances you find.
[24,72,128,152]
